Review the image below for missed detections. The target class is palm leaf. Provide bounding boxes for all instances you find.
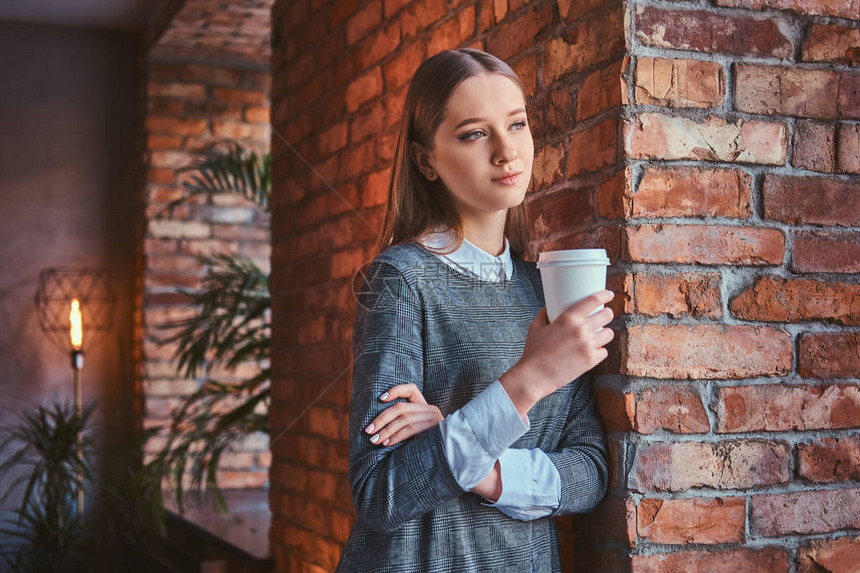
[147,142,272,513]
[168,142,270,215]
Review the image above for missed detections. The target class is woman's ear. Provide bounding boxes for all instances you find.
[409,141,438,181]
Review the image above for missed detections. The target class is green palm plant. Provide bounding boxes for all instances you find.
[0,402,95,573]
[149,142,271,513]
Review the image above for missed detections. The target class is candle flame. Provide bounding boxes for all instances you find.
[70,299,82,349]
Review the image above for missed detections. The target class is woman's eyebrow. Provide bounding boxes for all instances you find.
[454,108,527,129]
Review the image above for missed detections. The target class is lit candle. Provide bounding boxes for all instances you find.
[70,299,83,349]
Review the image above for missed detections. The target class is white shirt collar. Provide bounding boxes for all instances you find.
[418,225,513,283]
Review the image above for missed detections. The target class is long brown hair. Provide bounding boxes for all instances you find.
[373,48,531,260]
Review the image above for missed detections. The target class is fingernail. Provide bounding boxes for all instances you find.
[369,434,380,443]
[379,392,389,400]
[382,438,390,446]
[365,423,374,434]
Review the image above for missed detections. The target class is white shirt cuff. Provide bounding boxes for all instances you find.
[439,379,530,490]
[480,448,562,520]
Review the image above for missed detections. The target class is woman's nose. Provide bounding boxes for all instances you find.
[493,133,518,164]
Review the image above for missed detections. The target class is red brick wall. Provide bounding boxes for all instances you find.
[270,0,858,571]
[142,60,273,489]
[269,0,625,570]
[589,0,859,570]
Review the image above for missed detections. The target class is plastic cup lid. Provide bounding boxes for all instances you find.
[537,249,610,266]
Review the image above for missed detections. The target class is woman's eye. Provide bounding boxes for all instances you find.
[511,120,527,131]
[459,130,485,141]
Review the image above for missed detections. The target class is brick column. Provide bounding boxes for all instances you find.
[142,60,273,488]
[593,0,860,570]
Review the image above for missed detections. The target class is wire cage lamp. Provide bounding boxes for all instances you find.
[34,267,116,515]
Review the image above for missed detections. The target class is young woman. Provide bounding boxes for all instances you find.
[335,48,614,572]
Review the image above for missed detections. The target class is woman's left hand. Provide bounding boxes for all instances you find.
[364,383,443,447]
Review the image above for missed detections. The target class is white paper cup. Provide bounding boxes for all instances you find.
[537,249,611,323]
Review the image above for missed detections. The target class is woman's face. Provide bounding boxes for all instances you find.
[413,73,534,228]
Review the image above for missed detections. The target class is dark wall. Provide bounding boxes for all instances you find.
[0,21,140,515]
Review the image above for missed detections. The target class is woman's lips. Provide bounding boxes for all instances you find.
[493,172,521,186]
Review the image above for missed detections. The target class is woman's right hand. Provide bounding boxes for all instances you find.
[500,290,615,416]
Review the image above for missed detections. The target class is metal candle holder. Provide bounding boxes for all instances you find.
[34,268,115,516]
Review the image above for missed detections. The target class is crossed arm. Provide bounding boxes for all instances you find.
[348,261,608,532]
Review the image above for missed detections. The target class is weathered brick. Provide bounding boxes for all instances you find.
[594,387,635,433]
[244,106,269,123]
[330,247,366,279]
[329,507,355,543]
[568,118,619,175]
[730,276,860,325]
[382,0,411,19]
[557,0,604,22]
[148,97,185,116]
[715,0,860,20]
[428,6,476,56]
[838,123,860,173]
[607,271,634,317]
[384,39,426,90]
[359,20,401,68]
[147,82,206,100]
[799,436,860,482]
[147,134,183,150]
[212,88,268,105]
[629,440,791,492]
[803,23,860,65]
[477,0,494,33]
[531,143,565,190]
[346,0,381,45]
[752,488,860,536]
[625,224,785,265]
[627,324,792,379]
[317,121,349,156]
[511,52,538,98]
[363,169,391,208]
[716,384,860,433]
[149,219,211,239]
[635,386,711,434]
[544,9,624,82]
[487,0,554,61]
[735,64,842,119]
[626,113,787,165]
[839,72,860,118]
[635,6,792,58]
[542,224,623,264]
[792,120,835,172]
[531,188,594,232]
[763,175,860,226]
[493,0,507,23]
[399,0,447,39]
[634,272,721,319]
[634,167,752,218]
[146,116,208,136]
[793,231,860,273]
[799,333,860,379]
[577,60,624,121]
[211,121,269,141]
[345,67,383,112]
[634,57,724,108]
[637,497,745,544]
[529,84,573,143]
[596,168,630,220]
[797,535,860,573]
[181,64,243,86]
[340,137,376,180]
[632,547,790,573]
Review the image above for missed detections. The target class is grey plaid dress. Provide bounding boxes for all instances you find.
[335,242,608,572]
